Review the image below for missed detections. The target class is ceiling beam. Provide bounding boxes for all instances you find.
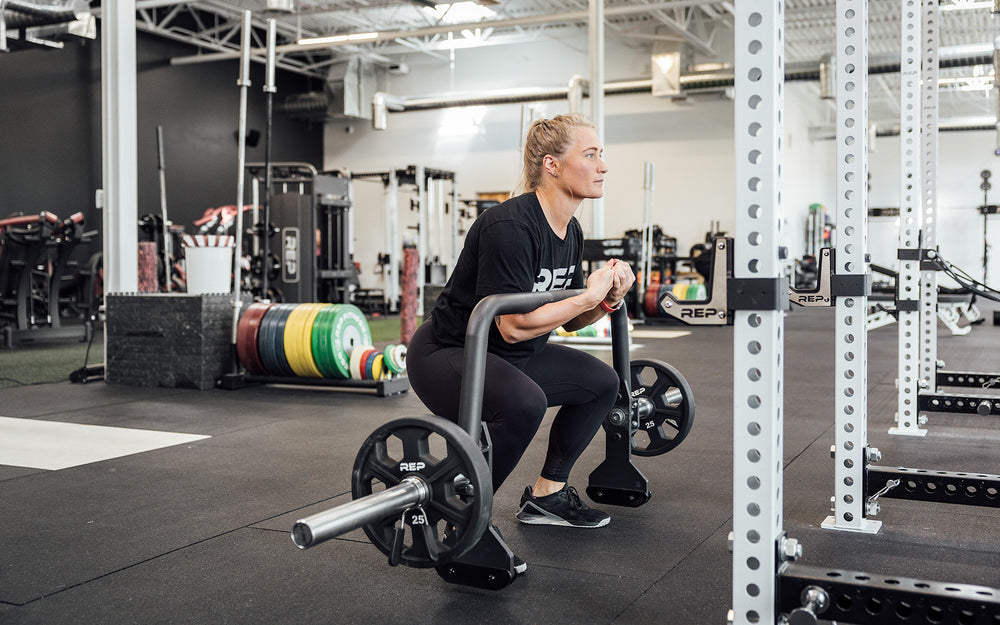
[169,0,732,66]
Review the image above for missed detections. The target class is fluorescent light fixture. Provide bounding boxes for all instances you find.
[939,0,992,10]
[938,74,995,90]
[423,1,496,24]
[297,31,378,45]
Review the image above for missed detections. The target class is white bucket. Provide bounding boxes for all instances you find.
[185,246,234,294]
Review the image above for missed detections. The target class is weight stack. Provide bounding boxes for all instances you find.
[106,293,244,390]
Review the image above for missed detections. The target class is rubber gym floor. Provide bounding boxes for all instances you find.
[1,306,998,625]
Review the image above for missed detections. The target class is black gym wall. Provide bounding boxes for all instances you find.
[0,28,323,253]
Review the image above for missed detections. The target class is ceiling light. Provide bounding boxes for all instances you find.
[423,1,496,24]
[938,75,995,90]
[939,1,992,11]
[297,32,379,46]
[265,0,294,13]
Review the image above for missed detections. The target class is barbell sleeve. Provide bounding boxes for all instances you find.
[291,476,430,549]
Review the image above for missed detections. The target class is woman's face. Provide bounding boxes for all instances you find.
[554,126,608,199]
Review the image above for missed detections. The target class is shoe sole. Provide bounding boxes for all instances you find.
[515,503,610,528]
[516,515,610,528]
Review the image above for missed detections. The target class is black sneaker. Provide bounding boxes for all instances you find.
[516,485,611,528]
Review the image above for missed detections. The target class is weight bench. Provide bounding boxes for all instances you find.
[867,290,979,335]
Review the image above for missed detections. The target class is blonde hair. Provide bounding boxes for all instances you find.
[514,113,596,195]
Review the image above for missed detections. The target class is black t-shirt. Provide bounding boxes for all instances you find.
[429,192,585,367]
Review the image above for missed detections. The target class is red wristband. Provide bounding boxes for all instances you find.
[600,300,622,314]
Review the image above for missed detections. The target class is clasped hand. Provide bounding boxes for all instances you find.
[586,259,636,308]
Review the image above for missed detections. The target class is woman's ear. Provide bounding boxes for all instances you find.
[543,154,559,178]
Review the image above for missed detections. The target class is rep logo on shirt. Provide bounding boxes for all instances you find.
[534,265,576,291]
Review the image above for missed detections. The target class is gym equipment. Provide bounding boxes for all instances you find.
[0,211,95,347]
[261,18,277,303]
[291,290,583,589]
[728,2,999,619]
[292,289,695,588]
[155,125,172,293]
[137,213,183,291]
[222,301,406,395]
[628,359,695,456]
[798,246,1000,429]
[246,163,357,305]
[640,162,655,300]
[978,169,994,283]
[227,10,252,375]
[345,416,491,569]
[352,166,458,315]
[586,306,695,506]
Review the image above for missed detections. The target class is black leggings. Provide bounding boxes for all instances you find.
[406,321,619,493]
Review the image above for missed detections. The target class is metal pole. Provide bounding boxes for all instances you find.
[822,0,879,535]
[229,10,252,369]
[386,170,399,311]
[642,161,654,294]
[416,165,427,316]
[730,0,785,618]
[588,0,605,238]
[262,18,277,301]
[918,0,940,396]
[251,177,260,257]
[156,125,171,292]
[891,0,927,437]
[985,180,991,283]
[291,476,429,549]
[100,0,138,294]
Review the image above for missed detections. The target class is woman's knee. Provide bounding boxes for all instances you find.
[485,382,547,432]
[591,363,620,404]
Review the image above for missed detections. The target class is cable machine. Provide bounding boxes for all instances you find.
[352,165,457,315]
[246,162,356,305]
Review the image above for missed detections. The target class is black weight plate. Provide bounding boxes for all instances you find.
[352,416,492,569]
[630,358,695,456]
[273,303,299,377]
[266,303,297,377]
[256,304,282,375]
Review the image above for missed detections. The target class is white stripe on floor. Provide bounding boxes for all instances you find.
[0,416,211,470]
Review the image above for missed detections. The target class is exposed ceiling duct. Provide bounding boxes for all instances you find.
[352,45,997,130]
[1,0,95,51]
[2,0,88,28]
